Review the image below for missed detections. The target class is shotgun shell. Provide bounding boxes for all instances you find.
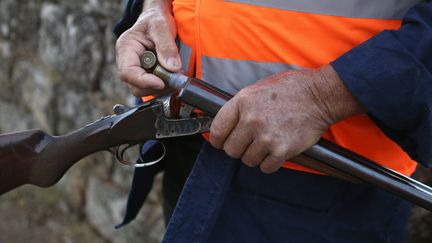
[140,51,157,70]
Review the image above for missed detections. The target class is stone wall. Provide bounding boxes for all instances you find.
[0,0,164,242]
[0,0,431,243]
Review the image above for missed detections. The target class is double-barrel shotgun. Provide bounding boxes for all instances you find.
[1,51,432,211]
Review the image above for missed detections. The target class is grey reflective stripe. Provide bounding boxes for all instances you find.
[201,56,300,95]
[178,40,192,74]
[225,0,424,19]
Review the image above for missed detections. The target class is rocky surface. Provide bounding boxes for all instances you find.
[0,0,431,243]
[0,0,164,243]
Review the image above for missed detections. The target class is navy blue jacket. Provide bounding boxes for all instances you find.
[332,2,432,167]
[117,1,432,167]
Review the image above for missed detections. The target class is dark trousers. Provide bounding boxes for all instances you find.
[163,142,412,243]
[162,134,204,223]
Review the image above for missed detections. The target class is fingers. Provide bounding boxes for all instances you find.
[126,72,167,96]
[222,121,253,159]
[116,9,180,96]
[149,27,181,72]
[210,97,287,174]
[210,94,287,174]
[116,35,166,95]
[242,138,287,173]
[260,154,285,174]
[209,99,240,149]
[241,139,268,167]
[227,135,287,174]
[116,31,145,81]
[142,10,181,73]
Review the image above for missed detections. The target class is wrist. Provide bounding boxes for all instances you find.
[312,65,366,125]
[143,0,172,12]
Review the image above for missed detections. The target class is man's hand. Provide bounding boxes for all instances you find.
[209,65,365,173]
[116,0,179,97]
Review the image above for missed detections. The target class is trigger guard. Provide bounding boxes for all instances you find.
[136,141,166,167]
[114,141,166,168]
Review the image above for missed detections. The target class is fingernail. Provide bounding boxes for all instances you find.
[167,57,179,68]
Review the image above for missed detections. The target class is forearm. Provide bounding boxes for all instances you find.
[331,3,432,167]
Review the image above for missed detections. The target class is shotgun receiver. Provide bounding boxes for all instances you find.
[1,51,432,212]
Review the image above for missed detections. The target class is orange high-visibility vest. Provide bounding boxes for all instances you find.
[172,0,423,176]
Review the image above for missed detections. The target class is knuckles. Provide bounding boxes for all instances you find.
[243,139,289,173]
[256,134,274,148]
[234,89,250,106]
[260,154,285,174]
[209,125,224,149]
[137,8,164,26]
[269,145,288,162]
[241,156,260,167]
[156,42,178,54]
[260,163,281,174]
[224,147,242,159]
[115,32,134,55]
[241,114,262,129]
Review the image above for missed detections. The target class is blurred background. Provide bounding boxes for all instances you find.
[0,0,164,242]
[0,0,431,242]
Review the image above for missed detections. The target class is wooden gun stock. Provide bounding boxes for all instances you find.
[0,130,53,193]
[0,100,161,195]
[0,125,113,194]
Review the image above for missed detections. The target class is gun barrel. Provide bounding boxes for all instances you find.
[154,64,432,211]
[306,140,432,211]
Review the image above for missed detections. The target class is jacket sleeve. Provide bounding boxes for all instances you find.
[331,3,432,167]
[113,0,144,37]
